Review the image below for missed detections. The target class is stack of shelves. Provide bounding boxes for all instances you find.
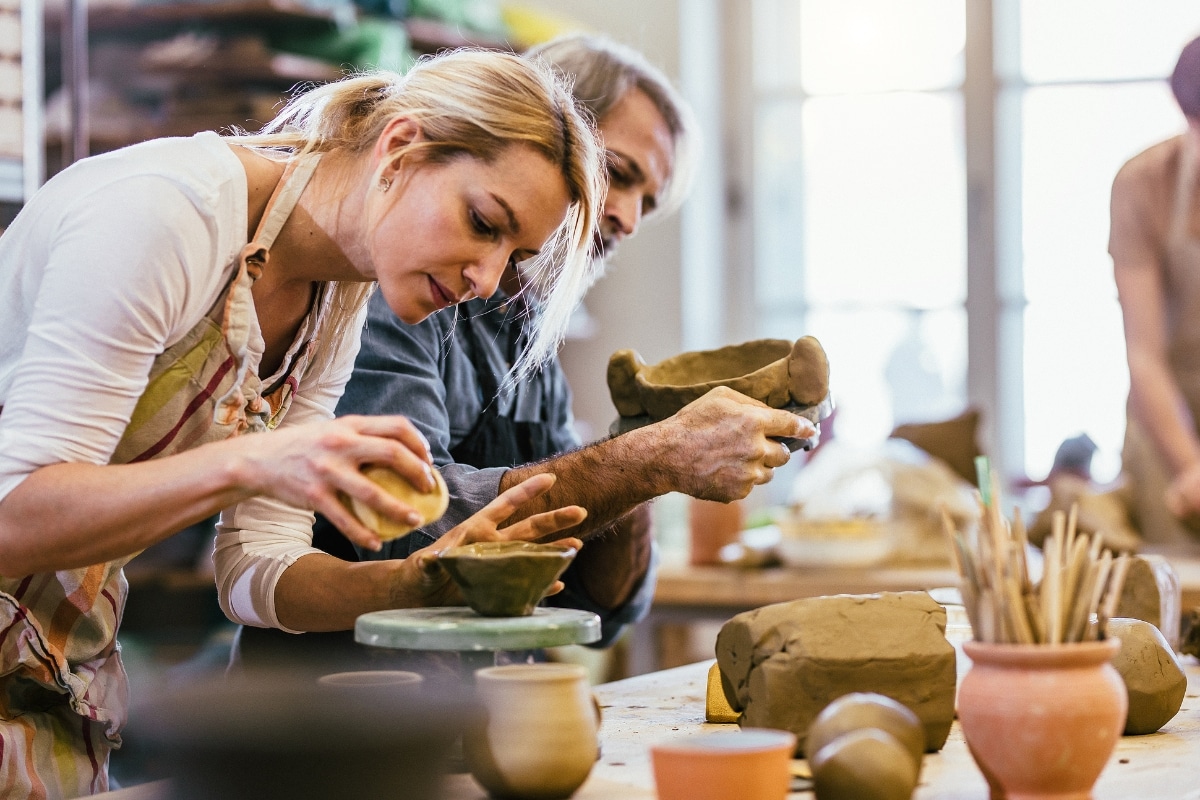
[43,1,518,177]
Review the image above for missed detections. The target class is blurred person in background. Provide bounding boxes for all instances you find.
[1112,33,1200,550]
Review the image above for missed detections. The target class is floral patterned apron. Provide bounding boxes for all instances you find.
[0,153,322,798]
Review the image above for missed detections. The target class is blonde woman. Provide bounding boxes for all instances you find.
[0,50,602,797]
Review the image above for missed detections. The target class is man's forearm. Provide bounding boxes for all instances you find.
[497,425,672,538]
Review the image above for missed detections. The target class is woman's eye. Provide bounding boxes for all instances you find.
[470,210,496,238]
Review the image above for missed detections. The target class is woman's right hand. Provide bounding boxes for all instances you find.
[233,414,439,552]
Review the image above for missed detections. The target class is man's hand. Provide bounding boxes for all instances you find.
[652,386,815,501]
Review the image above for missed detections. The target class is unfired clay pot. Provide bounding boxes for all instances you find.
[607,336,829,420]
[464,664,599,800]
[437,541,577,617]
[958,639,1125,800]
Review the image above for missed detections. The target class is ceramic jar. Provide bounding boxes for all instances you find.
[464,663,599,800]
[957,639,1126,800]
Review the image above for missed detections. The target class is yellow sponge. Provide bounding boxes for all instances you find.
[705,662,740,724]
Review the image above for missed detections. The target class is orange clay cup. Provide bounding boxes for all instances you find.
[651,728,796,800]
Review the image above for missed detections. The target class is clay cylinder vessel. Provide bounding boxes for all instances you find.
[957,639,1125,800]
[464,664,599,799]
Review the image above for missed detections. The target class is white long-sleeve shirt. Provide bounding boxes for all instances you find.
[0,131,360,631]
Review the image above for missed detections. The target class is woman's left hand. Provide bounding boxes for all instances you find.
[388,473,585,608]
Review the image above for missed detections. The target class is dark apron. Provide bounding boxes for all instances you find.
[448,311,556,470]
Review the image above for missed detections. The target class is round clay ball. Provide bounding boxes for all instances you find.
[810,728,919,800]
[805,692,925,769]
[1107,617,1188,735]
[349,466,449,541]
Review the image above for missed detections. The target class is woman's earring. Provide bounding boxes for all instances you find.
[379,177,392,192]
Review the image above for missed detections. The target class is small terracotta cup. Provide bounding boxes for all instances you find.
[651,728,796,800]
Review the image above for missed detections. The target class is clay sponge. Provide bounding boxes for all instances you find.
[606,336,830,421]
[348,466,449,541]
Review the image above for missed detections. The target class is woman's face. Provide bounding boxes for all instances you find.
[370,144,571,324]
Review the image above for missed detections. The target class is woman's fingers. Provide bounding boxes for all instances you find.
[473,473,559,524]
[505,507,588,545]
[342,415,437,492]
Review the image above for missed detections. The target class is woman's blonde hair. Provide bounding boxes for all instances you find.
[228,49,605,380]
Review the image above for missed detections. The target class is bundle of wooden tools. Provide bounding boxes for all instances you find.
[942,457,1131,645]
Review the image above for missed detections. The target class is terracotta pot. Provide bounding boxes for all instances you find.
[688,498,744,566]
[464,664,599,799]
[958,639,1126,800]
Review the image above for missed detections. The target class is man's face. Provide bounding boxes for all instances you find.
[595,87,676,257]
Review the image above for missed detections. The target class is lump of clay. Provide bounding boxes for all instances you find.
[809,728,919,800]
[714,591,955,756]
[1115,555,1182,650]
[1106,617,1187,735]
[607,337,830,421]
[805,693,924,776]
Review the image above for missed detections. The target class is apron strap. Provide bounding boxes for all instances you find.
[253,154,321,250]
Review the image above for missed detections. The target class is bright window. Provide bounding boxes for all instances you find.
[741,0,1200,482]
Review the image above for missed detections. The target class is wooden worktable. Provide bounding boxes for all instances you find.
[442,657,1200,799]
[98,656,1200,799]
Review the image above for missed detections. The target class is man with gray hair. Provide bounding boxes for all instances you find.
[234,35,809,665]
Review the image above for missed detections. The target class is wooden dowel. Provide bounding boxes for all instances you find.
[1012,507,1031,592]
[1061,534,1090,637]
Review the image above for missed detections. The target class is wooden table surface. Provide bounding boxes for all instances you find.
[97,655,1200,799]
[441,657,1200,799]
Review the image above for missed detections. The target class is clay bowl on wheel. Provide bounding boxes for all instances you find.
[437,541,578,617]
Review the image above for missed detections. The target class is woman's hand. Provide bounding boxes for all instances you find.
[233,414,439,552]
[389,473,586,609]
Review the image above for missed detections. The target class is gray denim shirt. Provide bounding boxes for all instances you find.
[335,291,657,646]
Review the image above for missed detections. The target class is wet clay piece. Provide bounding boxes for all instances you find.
[350,466,449,541]
[714,592,955,756]
[1106,618,1187,735]
[809,728,919,800]
[1115,555,1181,648]
[437,542,576,617]
[805,693,925,776]
[607,337,830,421]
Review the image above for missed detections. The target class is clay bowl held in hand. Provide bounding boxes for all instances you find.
[437,541,577,617]
[607,336,830,421]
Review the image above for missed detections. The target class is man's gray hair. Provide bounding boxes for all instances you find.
[527,33,699,218]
